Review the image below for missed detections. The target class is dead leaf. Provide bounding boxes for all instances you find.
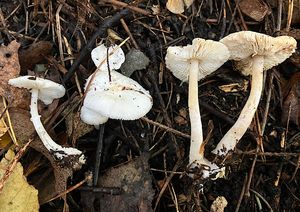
[281,72,300,127]
[0,117,8,137]
[0,150,39,211]
[0,40,30,108]
[62,96,94,142]
[82,154,154,212]
[18,41,53,72]
[218,80,248,93]
[9,107,35,145]
[239,0,269,22]
[174,108,188,125]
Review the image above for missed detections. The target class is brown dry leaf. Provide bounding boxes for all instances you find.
[239,0,269,22]
[9,107,35,145]
[166,0,194,14]
[174,108,188,125]
[18,41,53,72]
[0,150,39,212]
[0,41,30,108]
[281,72,300,126]
[82,154,154,212]
[210,196,228,212]
[218,80,249,93]
[62,96,94,142]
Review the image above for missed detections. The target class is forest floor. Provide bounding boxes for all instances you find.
[0,0,299,211]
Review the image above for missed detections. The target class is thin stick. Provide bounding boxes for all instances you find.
[103,0,151,16]
[120,19,139,49]
[154,160,181,211]
[249,189,274,211]
[63,9,130,82]
[286,0,294,31]
[0,139,32,192]
[276,0,283,31]
[141,117,190,139]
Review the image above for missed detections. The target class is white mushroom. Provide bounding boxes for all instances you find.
[166,0,194,14]
[9,76,85,167]
[213,31,297,156]
[165,38,229,177]
[91,43,125,71]
[81,70,153,123]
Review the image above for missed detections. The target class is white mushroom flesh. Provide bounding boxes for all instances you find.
[91,44,125,71]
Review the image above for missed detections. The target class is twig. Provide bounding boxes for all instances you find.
[235,150,300,157]
[154,160,181,211]
[0,139,32,192]
[63,8,130,82]
[249,189,274,212]
[141,117,190,139]
[120,18,139,49]
[235,174,248,212]
[93,124,105,186]
[102,0,151,16]
[276,0,283,31]
[45,175,91,203]
[286,0,294,31]
[244,147,259,197]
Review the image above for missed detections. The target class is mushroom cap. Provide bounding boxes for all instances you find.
[91,44,125,71]
[83,71,153,120]
[166,0,194,14]
[80,106,108,125]
[8,76,66,105]
[165,38,230,82]
[220,31,297,75]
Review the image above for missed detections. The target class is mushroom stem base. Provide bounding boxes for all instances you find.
[30,89,85,167]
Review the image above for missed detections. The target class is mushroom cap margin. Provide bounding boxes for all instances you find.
[220,31,297,75]
[165,38,230,82]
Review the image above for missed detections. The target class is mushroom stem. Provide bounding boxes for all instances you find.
[188,59,204,164]
[30,89,84,160]
[212,55,264,156]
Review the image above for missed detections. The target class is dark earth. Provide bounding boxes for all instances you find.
[0,0,299,211]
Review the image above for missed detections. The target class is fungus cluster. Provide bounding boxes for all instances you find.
[165,31,296,179]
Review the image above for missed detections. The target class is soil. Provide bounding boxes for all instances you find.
[0,0,299,212]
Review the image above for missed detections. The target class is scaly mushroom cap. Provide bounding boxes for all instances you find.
[165,38,230,82]
[91,44,125,71]
[8,76,65,105]
[220,31,297,75]
[83,71,153,120]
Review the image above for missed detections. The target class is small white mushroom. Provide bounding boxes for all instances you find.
[165,38,229,177]
[166,0,194,14]
[213,31,297,156]
[9,76,85,167]
[81,70,153,123]
[91,43,125,71]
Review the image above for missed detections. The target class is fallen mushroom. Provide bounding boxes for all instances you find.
[166,0,194,14]
[165,38,229,176]
[81,70,153,123]
[8,76,85,168]
[212,31,297,156]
